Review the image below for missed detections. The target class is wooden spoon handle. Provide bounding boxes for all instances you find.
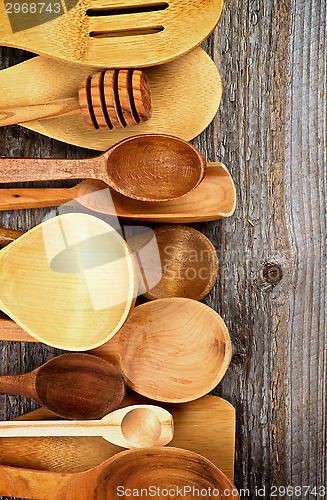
[0,465,64,499]
[0,371,40,402]
[0,97,79,127]
[0,185,79,210]
[0,156,94,183]
[0,227,25,245]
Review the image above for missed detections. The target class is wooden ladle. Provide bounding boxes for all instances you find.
[0,447,240,500]
[0,298,232,402]
[0,212,137,351]
[0,353,125,420]
[0,134,205,202]
[0,163,236,223]
[0,69,152,130]
[0,405,173,449]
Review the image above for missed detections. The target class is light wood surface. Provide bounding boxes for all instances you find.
[0,134,206,202]
[91,297,232,402]
[0,163,236,222]
[0,447,239,500]
[0,0,223,67]
[0,404,173,448]
[0,213,137,350]
[0,353,125,420]
[0,69,152,129]
[0,48,222,150]
[142,225,219,301]
[4,394,235,481]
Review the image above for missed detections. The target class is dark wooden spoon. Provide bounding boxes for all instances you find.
[0,134,205,202]
[0,353,125,420]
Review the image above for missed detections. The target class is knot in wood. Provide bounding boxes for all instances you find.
[262,262,283,284]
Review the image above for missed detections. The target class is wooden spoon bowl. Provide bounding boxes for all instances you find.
[0,213,137,350]
[0,353,125,420]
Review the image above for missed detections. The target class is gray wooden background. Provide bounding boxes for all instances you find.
[0,0,326,498]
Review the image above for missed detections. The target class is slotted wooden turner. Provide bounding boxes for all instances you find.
[0,0,223,67]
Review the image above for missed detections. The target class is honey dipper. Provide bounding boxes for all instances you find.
[0,69,152,130]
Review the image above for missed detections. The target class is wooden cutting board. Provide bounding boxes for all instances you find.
[0,48,221,150]
[0,393,235,482]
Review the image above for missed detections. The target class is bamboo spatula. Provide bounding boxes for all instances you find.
[0,0,223,67]
[0,48,221,150]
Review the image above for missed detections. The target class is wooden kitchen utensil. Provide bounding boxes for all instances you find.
[141,225,219,300]
[2,394,235,481]
[0,68,152,129]
[0,134,205,202]
[0,163,236,222]
[0,49,221,150]
[0,212,137,350]
[0,353,125,420]
[0,298,232,402]
[0,0,223,67]
[0,447,240,500]
[0,405,173,448]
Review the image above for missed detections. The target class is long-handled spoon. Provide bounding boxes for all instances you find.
[0,447,240,500]
[0,353,125,420]
[0,49,221,150]
[0,298,232,402]
[0,0,223,67]
[0,134,205,202]
[0,163,235,222]
[0,212,137,351]
[0,69,152,129]
[0,405,173,449]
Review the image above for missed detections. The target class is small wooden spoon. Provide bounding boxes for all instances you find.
[0,163,236,222]
[0,134,205,202]
[0,353,125,420]
[0,447,240,500]
[140,225,219,300]
[0,405,173,449]
[0,213,137,351]
[0,69,152,129]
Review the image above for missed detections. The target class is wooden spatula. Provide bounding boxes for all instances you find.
[0,48,221,150]
[0,0,223,67]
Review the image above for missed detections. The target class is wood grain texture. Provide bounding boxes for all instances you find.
[1,0,326,498]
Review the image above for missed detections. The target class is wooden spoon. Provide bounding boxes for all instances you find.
[0,68,152,129]
[0,447,240,500]
[0,298,232,402]
[0,0,223,67]
[0,405,173,449]
[140,225,219,300]
[0,212,137,351]
[0,134,205,202]
[0,163,236,222]
[0,353,125,420]
[0,49,221,150]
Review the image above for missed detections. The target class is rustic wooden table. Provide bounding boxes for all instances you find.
[0,0,326,499]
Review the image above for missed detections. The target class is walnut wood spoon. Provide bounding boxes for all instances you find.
[0,405,173,449]
[0,213,137,351]
[0,69,152,130]
[0,447,240,500]
[0,163,235,222]
[0,134,205,202]
[0,298,232,402]
[0,353,125,420]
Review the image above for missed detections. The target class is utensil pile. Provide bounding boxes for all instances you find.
[0,0,242,498]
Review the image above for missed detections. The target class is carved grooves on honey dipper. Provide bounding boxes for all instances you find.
[79,69,152,130]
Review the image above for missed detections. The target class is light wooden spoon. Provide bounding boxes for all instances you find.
[0,0,223,67]
[0,163,236,222]
[0,353,125,420]
[0,298,232,402]
[0,405,173,449]
[0,134,205,202]
[0,49,221,150]
[0,212,137,351]
[0,447,240,500]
